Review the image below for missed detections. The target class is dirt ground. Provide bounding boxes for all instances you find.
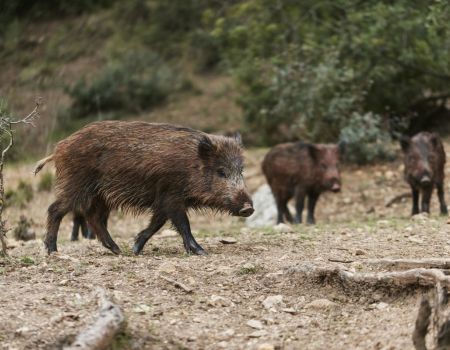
[2,145,450,350]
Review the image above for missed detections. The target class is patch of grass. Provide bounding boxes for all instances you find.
[238,264,262,275]
[20,256,35,266]
[37,172,54,192]
[110,329,132,350]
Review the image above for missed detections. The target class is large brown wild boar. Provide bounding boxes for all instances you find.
[400,131,447,215]
[34,121,254,256]
[262,142,342,224]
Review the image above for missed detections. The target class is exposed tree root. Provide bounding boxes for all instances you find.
[64,288,124,350]
[287,260,450,350]
[386,192,412,207]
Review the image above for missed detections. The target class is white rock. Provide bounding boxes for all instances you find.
[262,295,283,310]
[133,304,151,314]
[258,344,276,350]
[245,184,278,227]
[246,319,264,329]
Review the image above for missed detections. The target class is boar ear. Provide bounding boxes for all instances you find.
[400,136,410,152]
[430,132,440,148]
[198,135,216,160]
[337,140,346,156]
[232,132,243,146]
[307,144,319,162]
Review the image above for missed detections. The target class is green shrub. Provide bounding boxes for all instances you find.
[5,180,34,208]
[64,50,187,119]
[37,172,54,192]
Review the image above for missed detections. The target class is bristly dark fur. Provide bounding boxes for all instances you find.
[401,131,447,215]
[262,142,342,225]
[39,120,253,255]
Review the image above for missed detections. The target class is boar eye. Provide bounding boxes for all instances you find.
[217,168,227,178]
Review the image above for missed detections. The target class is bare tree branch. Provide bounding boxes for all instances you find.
[0,99,41,256]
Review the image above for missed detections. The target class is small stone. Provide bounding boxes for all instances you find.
[343,197,352,205]
[219,237,237,244]
[304,298,337,310]
[354,249,366,256]
[408,236,424,244]
[208,295,233,307]
[282,308,297,315]
[262,295,283,310]
[246,319,264,330]
[218,341,229,348]
[273,223,294,233]
[375,302,389,310]
[218,328,235,340]
[58,279,68,286]
[257,343,275,350]
[133,304,151,314]
[15,326,30,336]
[249,330,268,338]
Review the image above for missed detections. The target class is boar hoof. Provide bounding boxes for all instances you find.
[132,243,143,255]
[44,240,57,254]
[188,246,207,256]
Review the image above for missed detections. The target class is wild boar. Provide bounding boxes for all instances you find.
[262,142,343,224]
[34,121,254,256]
[400,132,447,215]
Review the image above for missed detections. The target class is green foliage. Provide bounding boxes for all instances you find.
[5,180,34,208]
[64,50,188,120]
[340,112,395,164]
[37,172,54,192]
[207,0,450,161]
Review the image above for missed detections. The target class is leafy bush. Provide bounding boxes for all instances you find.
[5,180,34,208]
[340,113,395,164]
[64,50,188,119]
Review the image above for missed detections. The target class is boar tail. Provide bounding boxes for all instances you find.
[33,154,54,175]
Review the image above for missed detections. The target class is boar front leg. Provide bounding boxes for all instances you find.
[412,188,420,215]
[421,187,433,214]
[294,189,305,224]
[306,192,320,225]
[437,182,448,215]
[133,211,167,255]
[170,211,206,256]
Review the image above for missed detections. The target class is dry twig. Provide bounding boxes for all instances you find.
[159,274,193,293]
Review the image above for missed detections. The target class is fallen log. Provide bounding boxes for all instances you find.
[64,288,124,350]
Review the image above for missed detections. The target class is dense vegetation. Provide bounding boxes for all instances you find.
[1,0,450,163]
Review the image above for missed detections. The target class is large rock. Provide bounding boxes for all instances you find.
[246,184,278,228]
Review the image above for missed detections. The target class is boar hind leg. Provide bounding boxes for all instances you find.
[421,188,433,214]
[411,186,419,215]
[71,215,82,241]
[437,183,448,215]
[306,192,320,225]
[133,211,167,255]
[170,211,206,256]
[86,200,119,255]
[275,197,293,224]
[45,200,70,254]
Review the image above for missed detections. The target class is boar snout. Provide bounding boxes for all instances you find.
[239,203,254,217]
[420,175,432,186]
[331,183,341,193]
